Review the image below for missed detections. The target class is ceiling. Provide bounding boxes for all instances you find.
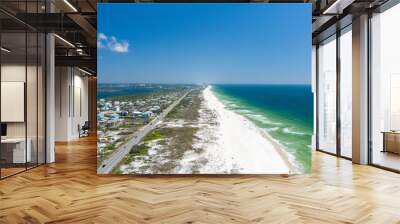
[0,0,392,75]
[0,0,97,74]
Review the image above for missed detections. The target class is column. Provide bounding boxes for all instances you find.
[352,14,369,164]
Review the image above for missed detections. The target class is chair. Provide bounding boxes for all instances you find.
[79,121,90,138]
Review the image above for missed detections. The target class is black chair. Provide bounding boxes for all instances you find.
[79,121,90,138]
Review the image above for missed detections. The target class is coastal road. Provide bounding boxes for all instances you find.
[97,90,191,174]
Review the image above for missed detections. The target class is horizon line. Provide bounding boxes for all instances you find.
[98,82,311,85]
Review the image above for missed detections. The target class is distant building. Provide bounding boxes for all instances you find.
[110,113,120,120]
[106,119,119,128]
[119,110,129,116]
[142,111,152,121]
[105,102,112,109]
[132,111,142,118]
[150,106,161,113]
[97,112,105,122]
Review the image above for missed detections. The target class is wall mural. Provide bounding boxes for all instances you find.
[97,3,312,174]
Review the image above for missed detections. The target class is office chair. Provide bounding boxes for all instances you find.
[79,121,90,138]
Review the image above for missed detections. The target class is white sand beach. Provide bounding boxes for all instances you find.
[179,86,295,174]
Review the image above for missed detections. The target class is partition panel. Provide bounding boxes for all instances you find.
[0,31,28,178]
[317,35,337,154]
[27,31,38,168]
[0,1,47,179]
[370,3,400,171]
[339,26,353,158]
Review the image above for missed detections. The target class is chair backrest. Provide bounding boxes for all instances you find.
[82,121,90,129]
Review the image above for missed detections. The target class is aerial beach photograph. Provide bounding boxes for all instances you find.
[97,3,312,175]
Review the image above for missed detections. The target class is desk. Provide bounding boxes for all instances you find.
[1,138,31,163]
[382,131,400,154]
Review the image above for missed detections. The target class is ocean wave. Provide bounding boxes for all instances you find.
[282,127,307,136]
[266,127,280,132]
[234,108,251,114]
[246,113,282,126]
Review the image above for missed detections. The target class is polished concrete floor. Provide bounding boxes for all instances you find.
[0,136,400,223]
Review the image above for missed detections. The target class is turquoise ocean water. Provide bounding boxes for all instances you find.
[211,84,313,173]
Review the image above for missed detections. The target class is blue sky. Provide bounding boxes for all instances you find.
[98,4,311,84]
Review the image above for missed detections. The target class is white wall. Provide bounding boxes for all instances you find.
[73,73,89,138]
[54,67,89,141]
[1,65,42,137]
[55,67,70,141]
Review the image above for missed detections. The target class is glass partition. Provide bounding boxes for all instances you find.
[27,31,38,169]
[38,32,46,165]
[370,3,400,171]
[1,30,28,177]
[0,1,46,179]
[339,26,352,158]
[317,35,337,154]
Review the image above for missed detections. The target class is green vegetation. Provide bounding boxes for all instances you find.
[143,130,163,142]
[117,129,163,167]
[119,124,133,129]
[124,144,149,164]
[118,131,133,135]
[98,134,134,166]
[147,127,200,173]
[103,143,116,152]
[98,142,117,165]
[111,167,123,174]
[107,89,183,102]
[166,90,201,122]
[132,144,149,156]
[98,126,106,133]
[115,89,204,174]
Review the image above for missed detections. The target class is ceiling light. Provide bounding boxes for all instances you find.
[1,47,11,53]
[63,0,78,12]
[54,34,75,48]
[78,67,93,76]
[76,48,84,55]
[323,0,355,15]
